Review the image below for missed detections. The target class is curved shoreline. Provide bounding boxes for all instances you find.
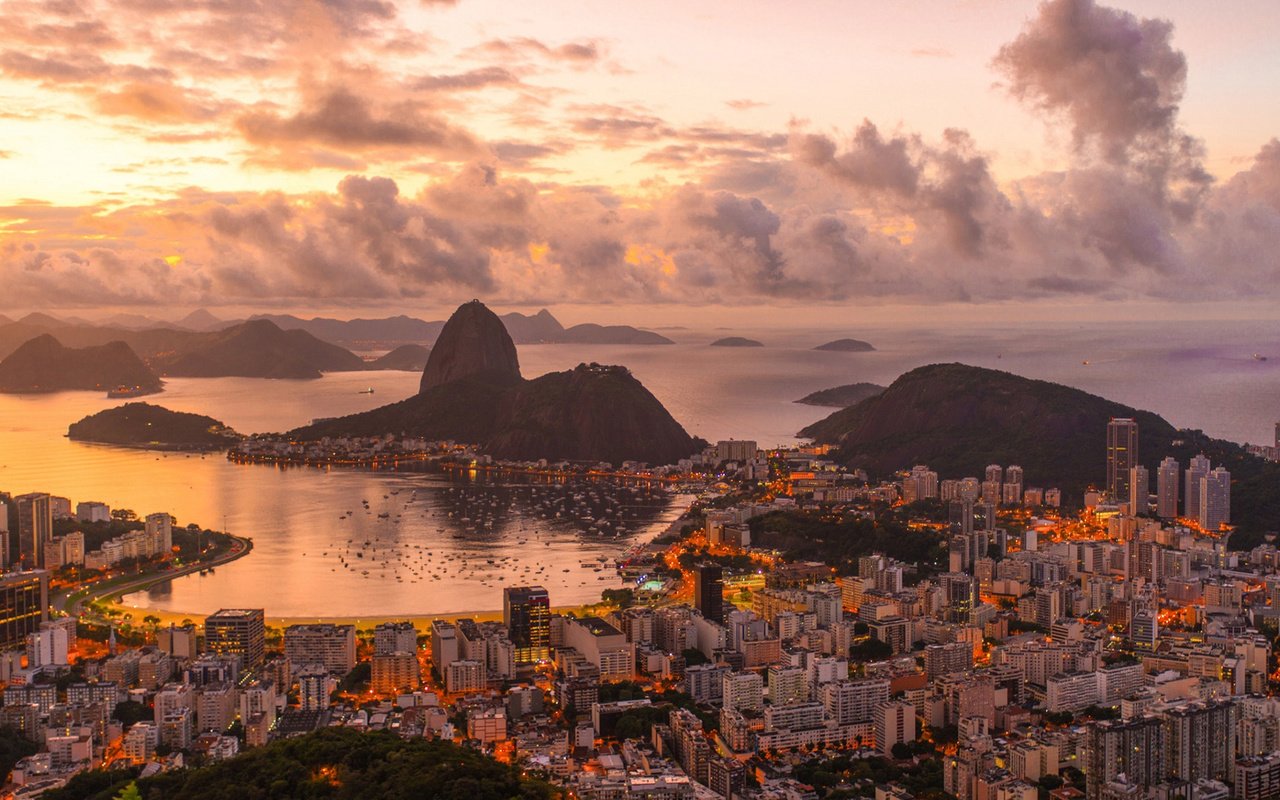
[54,533,255,619]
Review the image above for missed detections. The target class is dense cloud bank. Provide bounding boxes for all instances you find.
[1,0,1278,307]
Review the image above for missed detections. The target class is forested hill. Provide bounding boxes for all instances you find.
[42,728,555,800]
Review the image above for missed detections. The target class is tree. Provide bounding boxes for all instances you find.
[892,742,914,760]
[112,702,151,727]
[114,783,143,800]
[601,588,635,609]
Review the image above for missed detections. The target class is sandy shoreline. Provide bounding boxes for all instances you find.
[102,601,608,630]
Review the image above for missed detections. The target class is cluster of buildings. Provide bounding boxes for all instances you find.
[0,604,437,795]
[227,434,458,468]
[0,492,175,572]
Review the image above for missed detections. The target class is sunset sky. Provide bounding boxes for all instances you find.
[2,0,1280,317]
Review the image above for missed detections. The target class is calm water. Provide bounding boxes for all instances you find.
[0,319,1276,616]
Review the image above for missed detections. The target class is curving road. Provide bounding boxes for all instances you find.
[52,534,254,621]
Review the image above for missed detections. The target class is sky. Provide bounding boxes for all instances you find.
[2,0,1280,318]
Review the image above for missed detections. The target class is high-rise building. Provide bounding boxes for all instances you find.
[1185,454,1211,520]
[0,499,9,569]
[875,700,917,756]
[373,622,418,657]
[0,571,48,649]
[1156,457,1180,518]
[1200,467,1231,532]
[283,624,356,675]
[1085,717,1165,800]
[15,493,52,569]
[694,564,724,623]
[204,609,265,669]
[431,620,459,673]
[1128,465,1149,513]
[1003,465,1024,506]
[1164,700,1237,785]
[145,513,173,555]
[902,465,939,503]
[503,586,550,665]
[1106,419,1139,502]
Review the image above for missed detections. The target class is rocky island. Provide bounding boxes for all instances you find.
[794,382,886,407]
[290,301,699,466]
[710,336,764,347]
[814,337,876,352]
[68,402,241,449]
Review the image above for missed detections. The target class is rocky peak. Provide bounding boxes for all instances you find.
[419,300,522,393]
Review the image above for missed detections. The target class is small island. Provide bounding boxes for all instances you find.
[68,402,242,450]
[814,337,876,352]
[794,382,886,408]
[710,337,764,347]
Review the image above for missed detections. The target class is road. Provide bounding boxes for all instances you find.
[52,534,254,621]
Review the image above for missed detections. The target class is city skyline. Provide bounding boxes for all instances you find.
[2,0,1280,314]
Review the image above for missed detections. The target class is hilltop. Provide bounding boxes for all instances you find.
[68,402,240,449]
[800,363,1280,547]
[292,302,699,466]
[0,335,161,394]
[150,319,366,379]
[368,344,430,371]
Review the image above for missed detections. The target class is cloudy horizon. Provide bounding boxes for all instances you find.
[3,0,1280,313]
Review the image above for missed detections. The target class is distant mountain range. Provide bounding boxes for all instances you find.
[249,309,674,347]
[0,308,672,347]
[292,301,699,466]
[0,318,364,381]
[800,362,1280,547]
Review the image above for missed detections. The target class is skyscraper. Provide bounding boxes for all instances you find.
[0,499,9,569]
[694,563,724,623]
[0,571,48,649]
[1128,465,1149,514]
[15,493,52,569]
[503,585,550,665]
[1200,467,1231,532]
[1156,456,1180,519]
[204,609,266,669]
[1185,453,1211,520]
[1106,418,1139,501]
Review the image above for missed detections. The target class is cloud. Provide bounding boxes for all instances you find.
[236,87,481,157]
[725,99,766,111]
[993,0,1188,164]
[473,37,603,64]
[411,67,521,91]
[0,50,111,82]
[94,82,222,123]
